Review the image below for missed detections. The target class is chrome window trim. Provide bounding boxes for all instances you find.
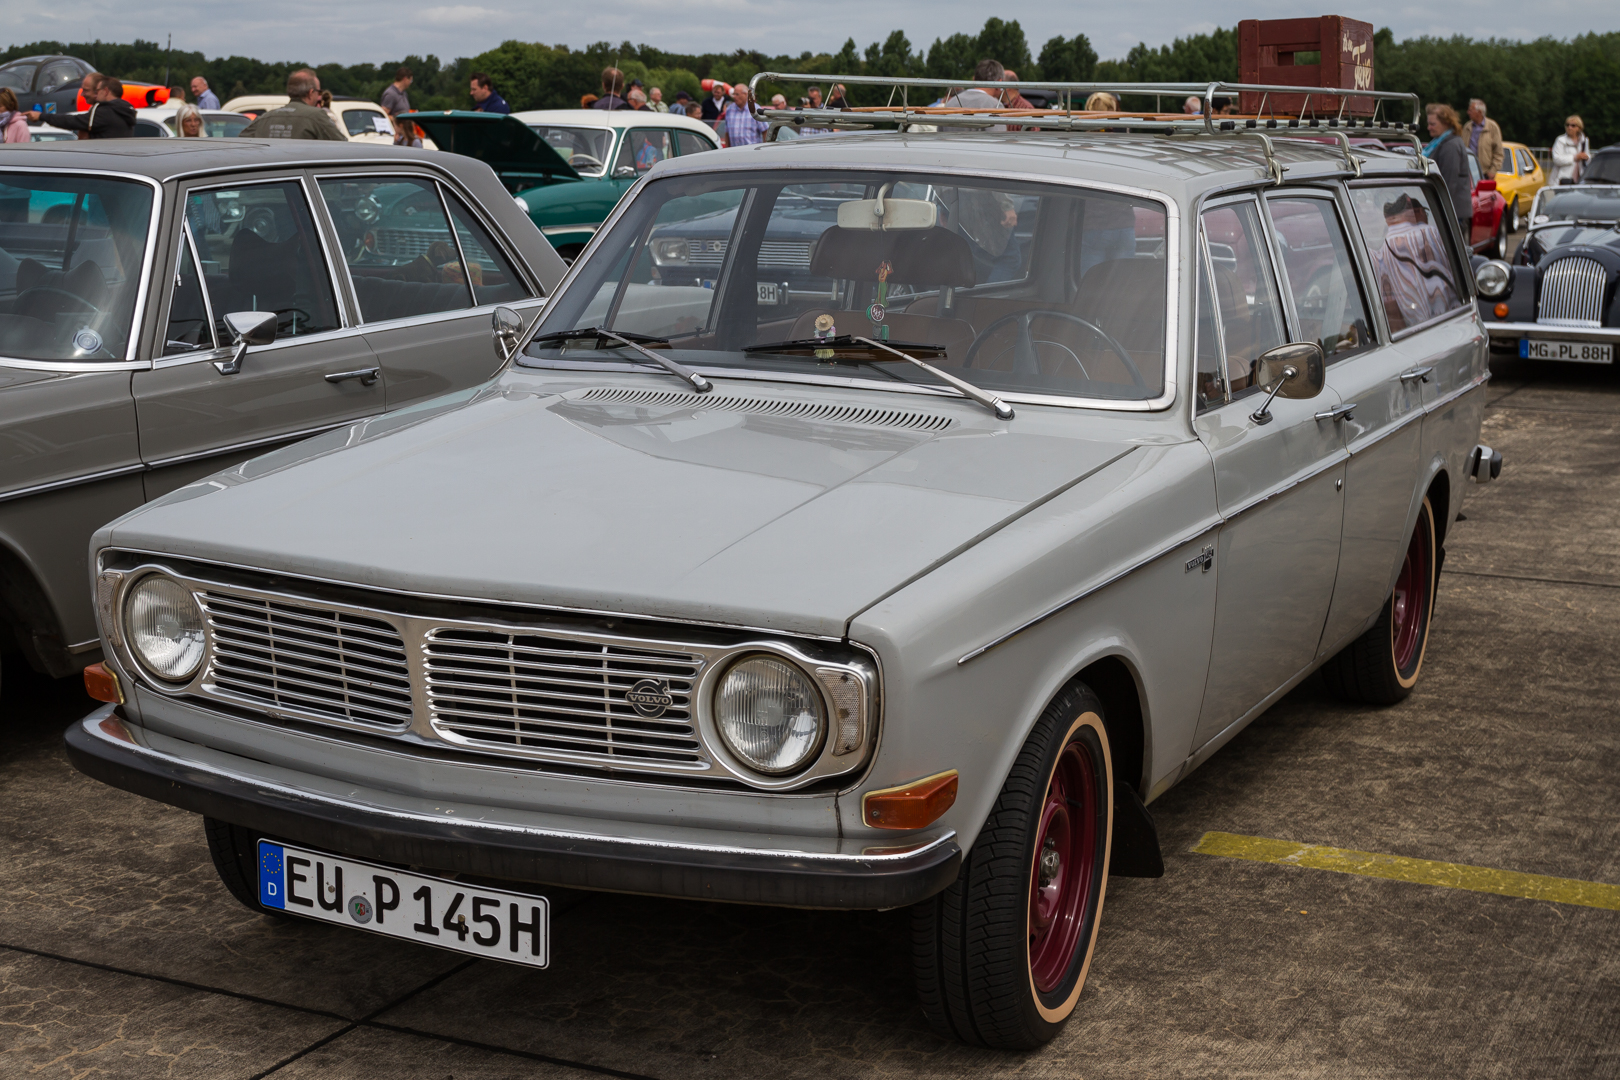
[433,180,479,308]
[520,163,1182,413]
[0,165,164,366]
[1388,304,1478,343]
[1195,225,1229,408]
[0,357,148,373]
[310,167,545,299]
[539,223,600,237]
[98,560,879,792]
[183,220,219,350]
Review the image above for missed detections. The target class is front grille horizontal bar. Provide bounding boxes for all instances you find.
[432,705,698,741]
[210,636,412,689]
[212,651,413,710]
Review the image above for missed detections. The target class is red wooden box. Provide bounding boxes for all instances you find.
[1238,16,1375,117]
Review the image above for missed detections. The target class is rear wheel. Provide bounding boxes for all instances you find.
[912,682,1113,1049]
[1321,497,1438,705]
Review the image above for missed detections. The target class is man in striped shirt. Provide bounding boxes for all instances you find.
[722,83,768,147]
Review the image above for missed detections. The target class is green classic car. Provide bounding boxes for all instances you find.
[407,109,722,262]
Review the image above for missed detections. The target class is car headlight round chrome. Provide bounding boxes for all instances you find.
[1475,259,1511,298]
[650,237,688,265]
[123,574,206,682]
[714,655,826,774]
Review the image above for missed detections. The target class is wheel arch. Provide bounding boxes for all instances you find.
[0,531,73,676]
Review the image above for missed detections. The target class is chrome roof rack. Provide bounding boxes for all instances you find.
[748,72,1422,140]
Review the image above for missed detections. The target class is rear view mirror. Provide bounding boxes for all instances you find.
[1248,342,1325,425]
[214,310,278,375]
[492,305,523,361]
[837,197,937,231]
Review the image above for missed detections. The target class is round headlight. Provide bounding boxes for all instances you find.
[124,575,206,682]
[1475,259,1511,298]
[714,655,826,775]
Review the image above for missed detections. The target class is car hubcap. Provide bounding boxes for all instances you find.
[1392,514,1430,674]
[1029,740,1098,994]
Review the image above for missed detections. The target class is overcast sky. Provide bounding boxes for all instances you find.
[10,0,1618,67]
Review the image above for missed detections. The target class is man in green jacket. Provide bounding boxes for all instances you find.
[241,70,345,140]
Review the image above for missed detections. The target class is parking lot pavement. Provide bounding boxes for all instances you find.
[4,355,1616,1079]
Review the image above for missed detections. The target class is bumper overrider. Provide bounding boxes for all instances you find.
[66,707,962,910]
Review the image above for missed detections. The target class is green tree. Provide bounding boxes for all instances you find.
[1036,35,1098,82]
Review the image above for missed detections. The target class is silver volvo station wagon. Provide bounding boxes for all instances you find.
[69,79,1502,1049]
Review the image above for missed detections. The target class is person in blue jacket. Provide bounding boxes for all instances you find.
[470,73,510,114]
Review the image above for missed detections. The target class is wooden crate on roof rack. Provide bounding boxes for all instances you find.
[1238,16,1376,118]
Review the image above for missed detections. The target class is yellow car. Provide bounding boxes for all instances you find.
[1493,141,1545,232]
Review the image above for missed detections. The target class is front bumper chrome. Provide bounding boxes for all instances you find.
[1483,321,1620,344]
[65,707,960,910]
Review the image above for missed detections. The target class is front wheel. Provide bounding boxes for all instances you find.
[1321,496,1438,705]
[912,682,1113,1049]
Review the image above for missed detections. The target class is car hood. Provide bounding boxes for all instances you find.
[108,376,1143,638]
[403,111,581,181]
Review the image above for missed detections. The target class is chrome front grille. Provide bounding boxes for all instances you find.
[682,238,812,270]
[371,228,441,259]
[200,593,413,729]
[1540,257,1607,326]
[425,630,705,765]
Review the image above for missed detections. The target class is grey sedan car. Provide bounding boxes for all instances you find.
[0,141,566,699]
[69,95,1498,1049]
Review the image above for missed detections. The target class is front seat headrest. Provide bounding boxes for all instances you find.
[810,225,976,287]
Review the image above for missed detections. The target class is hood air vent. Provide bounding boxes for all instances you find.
[576,387,954,432]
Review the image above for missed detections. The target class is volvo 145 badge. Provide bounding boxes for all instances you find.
[626,679,674,718]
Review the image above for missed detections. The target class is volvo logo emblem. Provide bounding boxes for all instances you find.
[626,679,674,718]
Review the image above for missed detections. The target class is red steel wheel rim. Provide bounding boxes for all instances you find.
[1028,740,1098,994]
[1392,514,1430,673]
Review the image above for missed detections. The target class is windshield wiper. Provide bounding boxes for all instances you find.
[529,326,712,393]
[746,335,1012,420]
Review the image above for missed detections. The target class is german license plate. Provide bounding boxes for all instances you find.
[1520,339,1612,364]
[757,281,780,304]
[257,841,549,967]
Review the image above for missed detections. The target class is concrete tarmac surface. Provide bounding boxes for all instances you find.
[3,352,1616,1078]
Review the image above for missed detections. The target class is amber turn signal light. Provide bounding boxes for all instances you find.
[1494,302,1510,318]
[862,770,959,830]
[83,662,123,705]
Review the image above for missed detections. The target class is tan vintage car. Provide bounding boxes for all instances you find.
[0,140,566,699]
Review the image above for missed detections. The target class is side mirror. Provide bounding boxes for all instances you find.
[491,305,523,361]
[1249,342,1325,425]
[612,165,637,179]
[214,310,278,375]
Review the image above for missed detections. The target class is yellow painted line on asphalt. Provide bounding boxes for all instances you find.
[1192,832,1620,911]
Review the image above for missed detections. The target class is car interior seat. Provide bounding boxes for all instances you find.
[13,257,108,321]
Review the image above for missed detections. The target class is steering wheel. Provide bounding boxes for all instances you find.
[569,154,605,171]
[18,286,105,318]
[964,309,1147,392]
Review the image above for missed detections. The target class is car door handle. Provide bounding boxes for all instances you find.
[325,367,380,386]
[1314,402,1357,422]
[1400,366,1433,384]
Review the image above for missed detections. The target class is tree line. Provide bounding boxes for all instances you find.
[4,25,1615,146]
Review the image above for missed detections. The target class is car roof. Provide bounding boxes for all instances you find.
[136,108,241,120]
[650,130,1427,200]
[513,109,719,137]
[0,140,494,181]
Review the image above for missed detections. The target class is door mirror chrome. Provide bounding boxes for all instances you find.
[492,305,523,361]
[1249,342,1326,425]
[213,310,278,375]
[612,165,637,179]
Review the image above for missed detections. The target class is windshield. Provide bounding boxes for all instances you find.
[1586,153,1620,185]
[1535,186,1620,224]
[523,169,1169,403]
[0,173,154,361]
[529,126,614,177]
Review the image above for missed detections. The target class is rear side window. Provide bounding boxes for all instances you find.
[1347,185,1464,335]
[318,177,473,324]
[443,190,532,306]
[674,130,715,157]
[1267,196,1373,362]
[1500,149,1515,175]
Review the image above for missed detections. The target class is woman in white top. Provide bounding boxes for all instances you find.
[1550,115,1590,185]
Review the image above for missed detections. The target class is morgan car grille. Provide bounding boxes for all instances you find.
[424,630,705,765]
[1540,257,1607,326]
[199,593,414,729]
